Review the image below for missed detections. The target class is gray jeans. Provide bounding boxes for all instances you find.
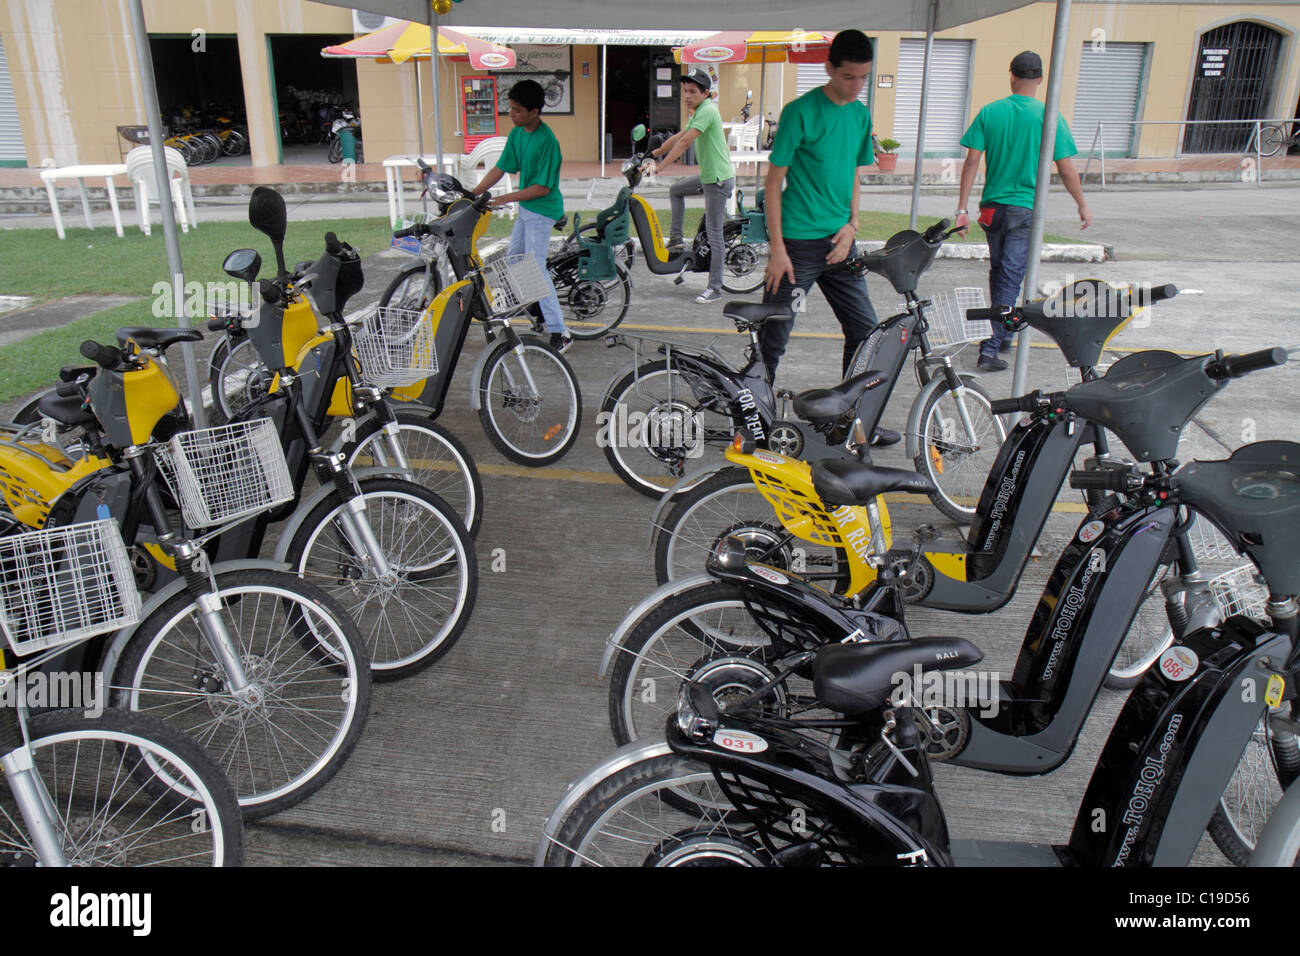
[668,175,735,291]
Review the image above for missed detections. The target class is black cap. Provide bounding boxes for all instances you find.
[1010,51,1043,78]
[680,68,711,93]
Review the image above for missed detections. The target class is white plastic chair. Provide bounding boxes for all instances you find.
[727,116,761,152]
[458,136,515,220]
[125,146,197,235]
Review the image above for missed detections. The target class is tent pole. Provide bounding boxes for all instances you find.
[909,0,937,230]
[430,8,445,174]
[415,60,429,214]
[601,45,607,177]
[1012,0,1072,397]
[756,46,767,196]
[127,0,206,428]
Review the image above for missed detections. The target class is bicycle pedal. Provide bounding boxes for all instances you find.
[673,276,685,286]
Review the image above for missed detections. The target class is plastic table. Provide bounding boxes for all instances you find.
[39,164,129,239]
[382,155,462,227]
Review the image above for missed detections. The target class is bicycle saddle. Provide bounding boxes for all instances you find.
[723,302,794,331]
[812,459,938,507]
[814,637,983,716]
[36,391,96,429]
[793,368,885,421]
[1019,280,1177,369]
[1176,440,1300,595]
[114,327,203,351]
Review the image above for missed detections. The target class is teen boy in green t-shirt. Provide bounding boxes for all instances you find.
[652,68,736,303]
[473,79,571,352]
[760,28,897,446]
[955,50,1090,372]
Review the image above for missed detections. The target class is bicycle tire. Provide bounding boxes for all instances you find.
[1208,710,1300,865]
[343,410,484,537]
[551,256,632,340]
[208,336,273,425]
[287,477,478,680]
[913,375,1006,523]
[1259,125,1285,157]
[112,569,371,819]
[477,336,581,466]
[719,221,768,295]
[0,709,244,866]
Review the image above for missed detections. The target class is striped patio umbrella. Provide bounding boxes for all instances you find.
[322,19,515,69]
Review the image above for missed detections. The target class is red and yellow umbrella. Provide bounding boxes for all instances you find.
[322,19,515,69]
[678,30,836,65]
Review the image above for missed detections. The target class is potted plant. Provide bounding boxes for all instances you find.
[875,138,900,173]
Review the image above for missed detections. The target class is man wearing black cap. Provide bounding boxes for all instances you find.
[955,50,1091,372]
[651,68,736,303]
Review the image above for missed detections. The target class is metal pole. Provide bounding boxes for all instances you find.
[756,46,767,197]
[127,0,206,427]
[1012,0,1072,399]
[1100,122,1106,190]
[415,61,429,215]
[429,9,445,174]
[1255,120,1262,188]
[601,45,607,177]
[909,0,938,230]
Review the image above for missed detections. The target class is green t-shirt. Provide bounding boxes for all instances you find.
[495,121,564,220]
[769,87,873,240]
[685,99,734,185]
[961,94,1077,208]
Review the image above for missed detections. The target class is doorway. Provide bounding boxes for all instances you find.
[268,35,356,163]
[147,35,247,164]
[1183,21,1283,153]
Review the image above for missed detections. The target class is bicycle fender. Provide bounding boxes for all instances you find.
[601,360,641,406]
[904,373,982,461]
[1250,777,1300,866]
[597,573,714,679]
[646,464,728,551]
[467,339,498,412]
[268,468,396,562]
[96,558,291,685]
[534,738,674,866]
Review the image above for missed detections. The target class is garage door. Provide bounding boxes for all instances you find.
[1073,42,1148,156]
[797,62,872,107]
[0,38,27,165]
[894,38,973,157]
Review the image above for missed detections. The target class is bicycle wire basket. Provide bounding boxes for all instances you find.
[1207,564,1269,622]
[0,519,141,656]
[154,419,294,529]
[482,254,552,317]
[353,306,440,387]
[586,177,625,208]
[901,288,988,349]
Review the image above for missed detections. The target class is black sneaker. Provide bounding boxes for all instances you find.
[550,333,573,355]
[695,288,722,304]
[870,427,901,447]
[977,353,1008,372]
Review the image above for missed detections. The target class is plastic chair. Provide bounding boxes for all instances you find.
[125,146,197,235]
[727,116,761,152]
[458,136,514,219]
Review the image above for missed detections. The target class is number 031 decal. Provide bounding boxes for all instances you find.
[714,729,769,754]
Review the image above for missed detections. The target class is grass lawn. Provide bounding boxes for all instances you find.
[0,206,1078,403]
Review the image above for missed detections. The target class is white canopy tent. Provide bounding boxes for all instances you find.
[126,0,1077,401]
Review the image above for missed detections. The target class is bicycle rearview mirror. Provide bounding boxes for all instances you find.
[222,249,261,283]
[248,187,287,243]
[632,124,647,143]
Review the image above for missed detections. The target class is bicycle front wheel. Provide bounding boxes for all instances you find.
[1209,713,1300,865]
[288,477,478,680]
[914,375,1006,522]
[379,260,442,312]
[0,709,244,866]
[478,337,581,466]
[1259,125,1285,157]
[112,570,371,819]
[344,410,484,537]
[209,336,273,425]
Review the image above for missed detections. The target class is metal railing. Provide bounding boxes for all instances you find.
[1082,118,1294,189]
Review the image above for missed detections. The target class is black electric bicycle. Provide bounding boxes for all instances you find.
[591,346,1291,864]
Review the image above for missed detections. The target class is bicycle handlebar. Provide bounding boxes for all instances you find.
[79,340,127,371]
[1206,346,1287,380]
[988,390,1044,416]
[55,380,83,398]
[1068,469,1139,493]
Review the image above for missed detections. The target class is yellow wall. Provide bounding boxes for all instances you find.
[2,1,1298,168]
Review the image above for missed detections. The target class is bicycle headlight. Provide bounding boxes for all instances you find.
[676,683,719,743]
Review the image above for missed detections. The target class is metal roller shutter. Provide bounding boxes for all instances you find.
[894,38,972,157]
[1072,42,1147,157]
[796,62,872,106]
[0,39,27,164]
